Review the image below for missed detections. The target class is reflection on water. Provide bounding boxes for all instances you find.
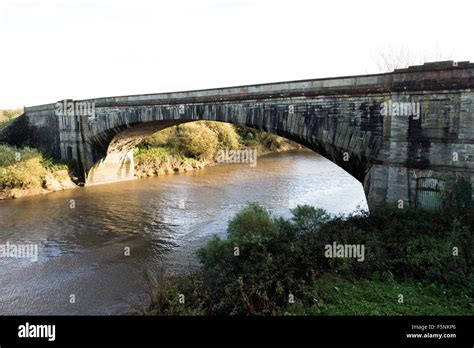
[0,151,367,315]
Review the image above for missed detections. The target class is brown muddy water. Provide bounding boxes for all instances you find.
[0,151,367,315]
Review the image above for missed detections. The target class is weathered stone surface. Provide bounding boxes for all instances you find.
[1,61,473,210]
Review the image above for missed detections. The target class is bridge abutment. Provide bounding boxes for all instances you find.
[85,148,135,185]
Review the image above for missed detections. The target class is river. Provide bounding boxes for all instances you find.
[0,151,367,315]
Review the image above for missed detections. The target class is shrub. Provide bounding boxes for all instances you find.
[453,177,473,211]
[139,121,298,167]
[203,121,241,150]
[134,146,174,165]
[143,204,473,315]
[194,204,474,315]
[177,123,219,160]
[236,126,296,153]
[140,269,206,316]
[143,127,177,147]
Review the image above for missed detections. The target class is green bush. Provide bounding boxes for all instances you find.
[141,122,233,161]
[236,126,296,153]
[294,207,474,291]
[134,146,174,165]
[453,177,473,211]
[193,204,474,315]
[140,270,206,316]
[203,121,241,150]
[177,122,219,160]
[143,127,176,147]
[139,121,296,166]
[144,204,473,315]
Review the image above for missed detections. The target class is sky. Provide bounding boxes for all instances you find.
[0,0,473,108]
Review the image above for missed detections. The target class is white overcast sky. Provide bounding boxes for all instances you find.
[1,0,473,108]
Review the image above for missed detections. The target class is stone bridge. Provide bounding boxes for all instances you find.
[2,61,474,210]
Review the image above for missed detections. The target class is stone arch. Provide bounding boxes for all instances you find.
[83,111,374,191]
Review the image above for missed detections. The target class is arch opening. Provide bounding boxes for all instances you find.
[84,119,373,209]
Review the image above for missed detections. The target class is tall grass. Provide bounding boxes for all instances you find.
[0,108,23,127]
[0,144,68,190]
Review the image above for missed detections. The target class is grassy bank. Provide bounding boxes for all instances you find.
[0,144,76,199]
[0,108,23,128]
[1,121,299,198]
[142,204,474,315]
[134,121,301,178]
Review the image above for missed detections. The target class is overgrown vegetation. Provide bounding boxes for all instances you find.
[0,108,23,127]
[0,120,300,195]
[135,121,299,177]
[237,125,297,153]
[0,144,71,194]
[142,204,474,315]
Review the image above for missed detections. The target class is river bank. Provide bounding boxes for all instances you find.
[134,121,303,179]
[0,145,77,200]
[142,203,474,316]
[0,171,77,200]
[0,146,301,200]
[134,141,302,179]
[0,151,368,315]
[0,122,303,199]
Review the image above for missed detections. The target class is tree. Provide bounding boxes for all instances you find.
[373,47,453,73]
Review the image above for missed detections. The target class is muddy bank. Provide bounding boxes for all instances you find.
[0,170,77,200]
[135,144,305,179]
[1,145,305,200]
